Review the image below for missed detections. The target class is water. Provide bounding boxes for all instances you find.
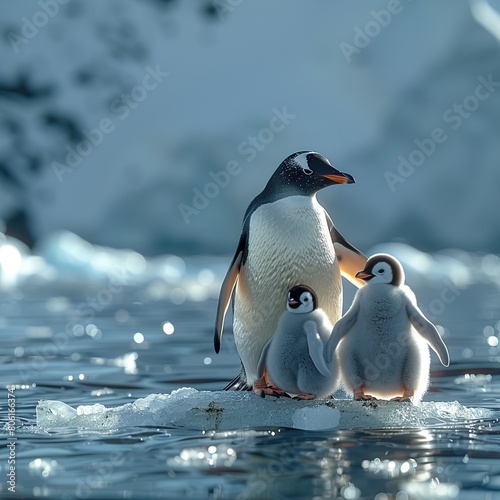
[1,235,500,499]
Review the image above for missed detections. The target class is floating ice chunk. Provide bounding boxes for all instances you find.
[77,403,107,416]
[36,388,494,433]
[90,387,114,397]
[454,373,493,392]
[292,406,340,431]
[454,373,492,385]
[36,400,78,428]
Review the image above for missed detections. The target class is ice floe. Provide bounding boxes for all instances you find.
[36,387,493,433]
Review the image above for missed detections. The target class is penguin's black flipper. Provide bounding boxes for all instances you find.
[214,233,245,353]
[223,367,251,391]
[323,210,367,288]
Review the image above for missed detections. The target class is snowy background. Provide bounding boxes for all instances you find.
[1,0,500,256]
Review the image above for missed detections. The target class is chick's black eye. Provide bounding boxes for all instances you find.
[379,269,385,273]
[302,168,313,175]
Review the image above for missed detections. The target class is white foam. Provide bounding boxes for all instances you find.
[36,388,493,432]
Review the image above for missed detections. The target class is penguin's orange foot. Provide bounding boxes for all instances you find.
[353,388,378,401]
[254,387,274,398]
[254,387,290,398]
[390,388,413,402]
[355,394,378,401]
[292,393,317,400]
[253,376,290,398]
[390,396,412,402]
[253,374,269,391]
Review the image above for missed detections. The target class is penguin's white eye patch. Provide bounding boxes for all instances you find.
[302,168,313,175]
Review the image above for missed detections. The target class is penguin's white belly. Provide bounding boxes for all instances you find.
[338,296,431,400]
[340,321,409,391]
[266,333,332,397]
[234,196,341,384]
[264,311,339,398]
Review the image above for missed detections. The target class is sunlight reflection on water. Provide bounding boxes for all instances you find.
[1,231,500,498]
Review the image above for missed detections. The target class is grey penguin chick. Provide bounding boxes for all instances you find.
[256,286,340,399]
[213,151,367,391]
[326,253,450,404]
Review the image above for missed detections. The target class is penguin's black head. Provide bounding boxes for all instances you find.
[267,151,355,197]
[355,253,405,286]
[287,285,317,314]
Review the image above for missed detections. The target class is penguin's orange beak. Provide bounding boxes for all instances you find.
[321,172,355,184]
[356,271,374,280]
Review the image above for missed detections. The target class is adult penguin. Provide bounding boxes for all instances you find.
[214,151,366,391]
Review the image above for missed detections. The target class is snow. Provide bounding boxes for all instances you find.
[36,387,493,432]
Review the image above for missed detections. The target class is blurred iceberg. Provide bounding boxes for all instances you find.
[0,2,500,255]
[0,230,224,302]
[2,230,500,296]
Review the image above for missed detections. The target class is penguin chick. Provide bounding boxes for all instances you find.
[213,151,367,391]
[326,254,450,404]
[255,285,340,399]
